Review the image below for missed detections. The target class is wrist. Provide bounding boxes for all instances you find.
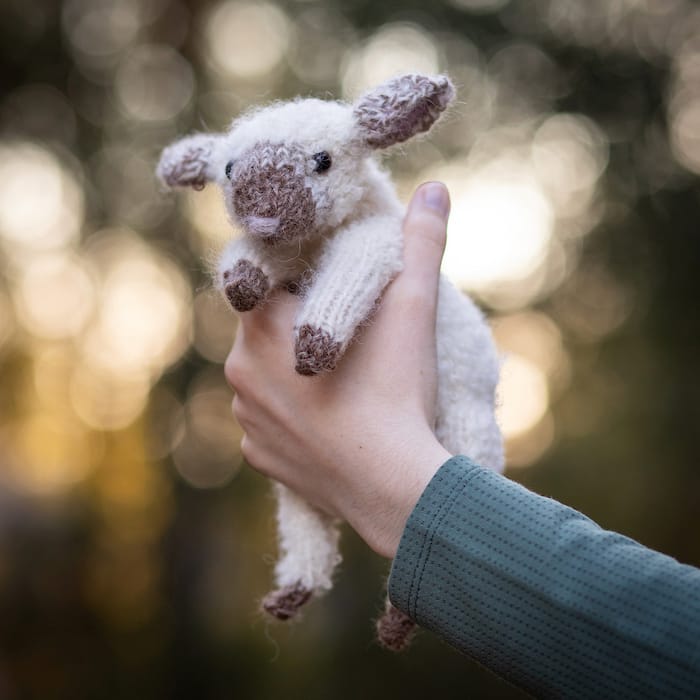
[350,435,451,559]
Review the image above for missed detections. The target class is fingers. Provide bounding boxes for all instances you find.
[225,291,300,393]
[234,289,299,343]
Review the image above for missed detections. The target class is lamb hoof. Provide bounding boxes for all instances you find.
[262,582,312,621]
[376,604,417,652]
[294,324,341,376]
[223,260,268,312]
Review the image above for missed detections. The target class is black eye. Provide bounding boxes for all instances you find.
[313,151,332,173]
[225,160,234,180]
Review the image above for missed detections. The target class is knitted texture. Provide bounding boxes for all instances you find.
[295,325,342,375]
[157,74,504,648]
[272,482,341,594]
[224,260,269,312]
[376,599,417,652]
[231,142,316,246]
[262,582,312,621]
[354,74,455,148]
[156,133,218,190]
[389,456,700,698]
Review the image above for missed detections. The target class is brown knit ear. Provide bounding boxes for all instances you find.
[156,133,224,190]
[353,74,455,149]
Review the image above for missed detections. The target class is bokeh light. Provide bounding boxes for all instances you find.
[497,355,549,438]
[493,310,569,467]
[437,156,554,301]
[62,0,141,63]
[193,290,236,364]
[95,145,173,228]
[532,114,608,216]
[80,230,192,379]
[204,1,292,81]
[342,23,441,97]
[173,369,243,489]
[9,412,96,495]
[185,184,235,253]
[70,365,152,431]
[669,37,700,174]
[0,291,15,354]
[115,44,195,122]
[288,8,354,87]
[0,142,83,255]
[14,253,95,340]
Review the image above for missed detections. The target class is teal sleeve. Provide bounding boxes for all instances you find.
[388,456,700,699]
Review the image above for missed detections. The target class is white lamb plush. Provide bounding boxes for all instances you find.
[157,74,504,651]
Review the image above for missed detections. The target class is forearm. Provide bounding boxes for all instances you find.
[389,456,700,699]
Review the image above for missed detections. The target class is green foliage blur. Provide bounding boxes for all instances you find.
[0,0,699,698]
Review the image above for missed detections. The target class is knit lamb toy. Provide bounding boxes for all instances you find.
[157,73,504,651]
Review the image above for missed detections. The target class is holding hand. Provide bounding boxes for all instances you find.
[225,183,452,558]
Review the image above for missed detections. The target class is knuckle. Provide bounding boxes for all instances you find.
[239,434,255,464]
[239,433,250,459]
[239,434,262,471]
[231,394,243,420]
[231,395,252,431]
[224,349,248,393]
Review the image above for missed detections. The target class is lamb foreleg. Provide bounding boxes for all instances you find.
[293,215,403,375]
[217,238,281,312]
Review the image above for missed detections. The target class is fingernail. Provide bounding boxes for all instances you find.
[420,182,450,218]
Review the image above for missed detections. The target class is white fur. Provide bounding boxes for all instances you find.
[158,75,504,624]
[273,483,341,592]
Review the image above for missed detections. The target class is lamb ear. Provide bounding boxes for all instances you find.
[156,133,224,190]
[352,74,455,149]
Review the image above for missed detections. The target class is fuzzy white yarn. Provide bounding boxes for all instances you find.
[157,74,504,637]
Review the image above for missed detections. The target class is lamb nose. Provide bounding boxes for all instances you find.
[244,215,280,238]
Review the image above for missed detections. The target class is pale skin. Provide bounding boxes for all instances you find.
[225,183,453,558]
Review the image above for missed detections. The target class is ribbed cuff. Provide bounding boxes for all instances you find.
[388,455,481,619]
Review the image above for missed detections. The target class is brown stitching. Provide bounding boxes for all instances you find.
[223,259,269,312]
[231,142,316,245]
[164,144,211,189]
[294,324,342,375]
[354,74,454,149]
[261,581,312,620]
[376,602,417,652]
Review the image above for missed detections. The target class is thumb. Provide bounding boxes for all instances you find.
[384,181,450,311]
[366,182,449,371]
[405,181,450,283]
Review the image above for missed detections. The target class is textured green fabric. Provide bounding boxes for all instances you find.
[389,456,700,699]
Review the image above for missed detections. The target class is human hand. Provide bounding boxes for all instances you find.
[224,183,452,558]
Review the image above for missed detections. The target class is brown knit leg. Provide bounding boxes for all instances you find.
[223,260,269,312]
[376,600,417,651]
[261,581,312,621]
[294,324,341,376]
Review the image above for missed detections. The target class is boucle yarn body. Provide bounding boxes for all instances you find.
[157,74,503,650]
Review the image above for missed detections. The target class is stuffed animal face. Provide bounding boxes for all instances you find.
[157,74,454,245]
[220,100,362,245]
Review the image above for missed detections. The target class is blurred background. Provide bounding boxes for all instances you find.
[0,0,699,697]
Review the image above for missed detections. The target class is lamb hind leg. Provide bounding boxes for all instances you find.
[376,600,417,651]
[263,483,342,621]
